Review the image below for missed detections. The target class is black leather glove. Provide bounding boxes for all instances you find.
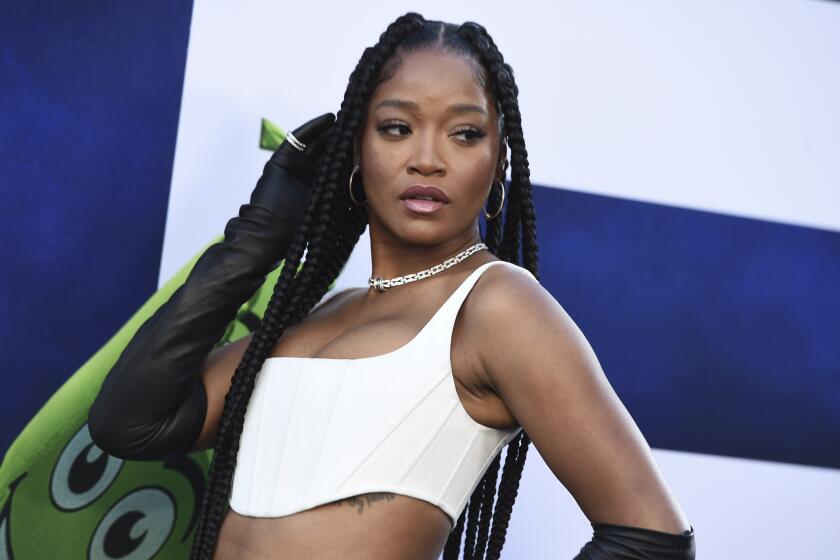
[574,522,695,559]
[88,112,335,461]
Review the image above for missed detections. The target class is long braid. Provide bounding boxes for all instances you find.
[189,12,540,559]
[473,453,502,557]
[190,166,322,560]
[188,13,430,559]
[462,472,484,559]
[190,125,342,557]
[445,19,540,560]
[486,433,531,559]
[190,85,341,557]
[479,26,541,557]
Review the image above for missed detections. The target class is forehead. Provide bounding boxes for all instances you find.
[370,49,492,115]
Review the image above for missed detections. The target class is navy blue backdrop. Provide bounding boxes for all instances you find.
[0,2,194,454]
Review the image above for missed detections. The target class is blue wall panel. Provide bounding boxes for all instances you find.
[532,184,840,469]
[0,2,194,453]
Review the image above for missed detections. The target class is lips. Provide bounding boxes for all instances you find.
[399,185,450,203]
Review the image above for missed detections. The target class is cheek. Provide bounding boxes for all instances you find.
[464,150,498,193]
[359,134,397,188]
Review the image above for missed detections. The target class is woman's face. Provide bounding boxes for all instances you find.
[355,48,506,247]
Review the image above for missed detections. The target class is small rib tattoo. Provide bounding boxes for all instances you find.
[341,492,396,514]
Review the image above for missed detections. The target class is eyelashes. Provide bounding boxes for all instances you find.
[377,121,487,143]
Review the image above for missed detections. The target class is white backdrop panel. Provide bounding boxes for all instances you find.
[162,1,840,557]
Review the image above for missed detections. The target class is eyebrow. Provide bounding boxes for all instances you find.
[373,98,488,116]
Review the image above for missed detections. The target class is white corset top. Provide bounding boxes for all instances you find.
[228,260,534,528]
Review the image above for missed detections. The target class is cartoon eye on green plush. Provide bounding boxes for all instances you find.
[88,486,176,559]
[50,423,124,512]
[2,421,203,559]
[50,425,178,559]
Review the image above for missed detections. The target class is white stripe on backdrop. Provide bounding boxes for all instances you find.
[162,1,840,557]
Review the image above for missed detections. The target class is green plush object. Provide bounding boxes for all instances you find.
[0,118,331,559]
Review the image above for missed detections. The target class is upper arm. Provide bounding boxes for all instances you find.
[189,286,357,452]
[190,331,253,452]
[476,269,690,534]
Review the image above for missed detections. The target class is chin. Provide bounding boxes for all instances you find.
[399,230,449,247]
[391,222,453,246]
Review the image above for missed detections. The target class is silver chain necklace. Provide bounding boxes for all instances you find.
[368,242,488,292]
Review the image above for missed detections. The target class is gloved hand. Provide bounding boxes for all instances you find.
[249,112,335,214]
[574,521,695,559]
[88,112,336,461]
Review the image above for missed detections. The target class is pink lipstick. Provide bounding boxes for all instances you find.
[399,184,450,214]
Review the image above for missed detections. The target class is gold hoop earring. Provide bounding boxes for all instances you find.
[349,164,366,206]
[483,178,505,219]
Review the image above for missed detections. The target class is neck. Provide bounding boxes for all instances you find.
[368,223,484,281]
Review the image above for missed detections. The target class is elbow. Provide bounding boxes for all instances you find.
[86,397,156,461]
[87,400,118,457]
[87,384,207,462]
[87,407,179,462]
[87,364,142,460]
[87,398,134,460]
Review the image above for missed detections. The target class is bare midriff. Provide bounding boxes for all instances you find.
[213,492,453,560]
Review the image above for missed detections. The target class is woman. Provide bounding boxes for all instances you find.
[89,12,695,560]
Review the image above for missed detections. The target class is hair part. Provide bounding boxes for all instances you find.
[189,12,539,560]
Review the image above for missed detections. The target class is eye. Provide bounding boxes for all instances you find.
[377,121,411,137]
[452,126,487,143]
[377,121,487,143]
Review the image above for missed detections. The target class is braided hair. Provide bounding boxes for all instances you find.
[190,12,539,560]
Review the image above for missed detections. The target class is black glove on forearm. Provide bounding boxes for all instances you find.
[88,113,335,461]
[574,522,695,559]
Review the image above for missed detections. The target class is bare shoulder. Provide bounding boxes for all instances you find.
[470,261,554,326]
[468,262,584,385]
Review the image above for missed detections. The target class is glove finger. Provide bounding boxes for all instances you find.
[289,112,335,146]
[274,125,332,174]
[270,112,336,184]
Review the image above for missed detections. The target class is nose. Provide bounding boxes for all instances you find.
[407,129,445,177]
